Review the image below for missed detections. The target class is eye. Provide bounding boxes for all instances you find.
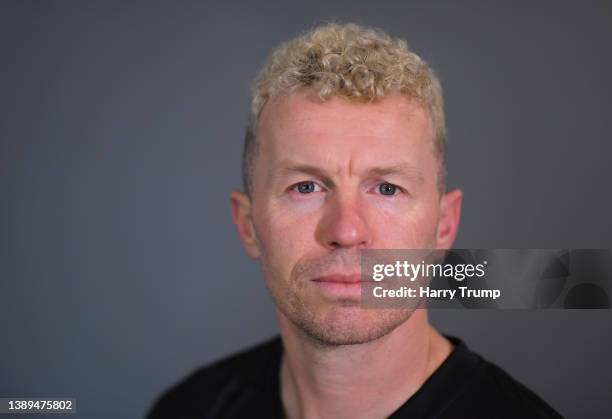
[378,182,399,196]
[292,181,322,194]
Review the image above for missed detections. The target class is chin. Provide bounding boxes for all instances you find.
[291,304,413,346]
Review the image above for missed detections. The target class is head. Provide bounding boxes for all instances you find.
[231,23,462,346]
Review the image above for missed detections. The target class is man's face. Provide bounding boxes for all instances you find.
[231,90,462,345]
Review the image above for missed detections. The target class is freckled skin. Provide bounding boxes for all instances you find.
[231,90,462,345]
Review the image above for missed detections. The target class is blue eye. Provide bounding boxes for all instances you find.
[295,181,318,193]
[379,183,398,195]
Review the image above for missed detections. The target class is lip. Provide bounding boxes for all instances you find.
[311,273,374,299]
[312,273,370,283]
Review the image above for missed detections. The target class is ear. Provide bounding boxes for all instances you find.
[435,189,463,250]
[230,190,261,259]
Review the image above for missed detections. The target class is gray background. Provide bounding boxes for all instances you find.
[1,1,611,418]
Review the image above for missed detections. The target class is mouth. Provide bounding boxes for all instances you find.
[312,273,370,284]
[310,273,374,299]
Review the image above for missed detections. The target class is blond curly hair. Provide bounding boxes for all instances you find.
[243,22,447,196]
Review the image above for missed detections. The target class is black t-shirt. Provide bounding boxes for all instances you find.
[146,335,563,418]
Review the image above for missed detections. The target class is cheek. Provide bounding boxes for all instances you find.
[366,198,440,248]
[253,205,318,277]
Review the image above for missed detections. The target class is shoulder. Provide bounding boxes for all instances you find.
[145,336,282,419]
[477,360,563,418]
[444,337,564,419]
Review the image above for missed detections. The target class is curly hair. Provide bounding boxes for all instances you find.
[242,22,447,196]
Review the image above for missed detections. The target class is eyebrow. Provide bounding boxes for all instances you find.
[366,164,425,182]
[274,161,425,184]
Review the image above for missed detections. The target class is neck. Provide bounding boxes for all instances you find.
[278,309,453,419]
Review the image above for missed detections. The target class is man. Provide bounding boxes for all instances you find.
[147,22,562,418]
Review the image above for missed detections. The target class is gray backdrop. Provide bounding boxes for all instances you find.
[1,1,611,418]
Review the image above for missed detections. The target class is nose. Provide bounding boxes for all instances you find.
[316,190,371,250]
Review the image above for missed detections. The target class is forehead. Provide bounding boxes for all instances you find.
[256,91,434,163]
